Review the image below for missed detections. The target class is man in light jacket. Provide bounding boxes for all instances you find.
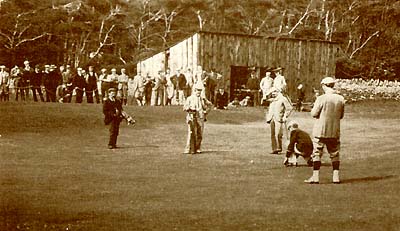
[305,77,345,184]
[266,87,293,154]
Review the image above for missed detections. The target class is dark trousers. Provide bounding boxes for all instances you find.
[32,86,44,102]
[109,119,121,147]
[86,89,99,104]
[75,89,83,103]
[16,87,26,101]
[45,87,56,102]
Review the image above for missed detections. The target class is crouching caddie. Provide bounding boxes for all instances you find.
[284,121,313,167]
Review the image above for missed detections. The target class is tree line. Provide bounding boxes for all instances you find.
[0,0,399,79]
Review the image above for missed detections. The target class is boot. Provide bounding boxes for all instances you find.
[333,170,340,184]
[304,170,319,184]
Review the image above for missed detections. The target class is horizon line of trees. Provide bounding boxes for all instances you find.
[0,0,399,80]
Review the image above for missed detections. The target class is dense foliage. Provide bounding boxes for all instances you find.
[0,0,399,78]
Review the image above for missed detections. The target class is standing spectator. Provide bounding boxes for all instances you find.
[266,87,293,154]
[22,60,34,100]
[86,66,100,104]
[42,65,52,102]
[151,70,163,106]
[144,73,153,106]
[246,69,260,106]
[108,68,119,90]
[0,65,10,101]
[205,70,216,103]
[127,75,135,105]
[176,68,187,105]
[214,73,225,104]
[50,65,62,102]
[10,65,21,96]
[305,77,345,184]
[31,65,44,102]
[183,83,213,154]
[118,68,129,105]
[132,71,146,106]
[63,66,74,103]
[272,67,287,93]
[99,68,109,102]
[215,88,228,109]
[260,69,274,105]
[47,65,61,102]
[72,67,86,103]
[185,68,194,97]
[296,84,305,111]
[165,70,176,106]
[15,63,27,101]
[284,120,313,167]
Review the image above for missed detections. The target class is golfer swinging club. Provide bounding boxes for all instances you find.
[183,82,212,154]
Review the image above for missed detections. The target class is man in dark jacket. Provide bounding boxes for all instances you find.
[103,88,135,149]
[215,88,228,109]
[72,67,86,103]
[284,121,313,167]
[86,66,99,104]
[31,65,44,102]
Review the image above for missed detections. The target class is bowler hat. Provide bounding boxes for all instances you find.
[108,88,117,93]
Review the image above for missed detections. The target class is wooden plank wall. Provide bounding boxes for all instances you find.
[137,32,339,100]
[198,32,339,100]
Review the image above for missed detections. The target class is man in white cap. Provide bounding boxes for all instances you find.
[183,82,213,154]
[305,77,345,184]
[266,87,293,154]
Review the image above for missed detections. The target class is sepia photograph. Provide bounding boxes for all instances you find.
[0,0,399,230]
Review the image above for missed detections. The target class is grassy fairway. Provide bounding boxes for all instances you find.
[0,101,399,230]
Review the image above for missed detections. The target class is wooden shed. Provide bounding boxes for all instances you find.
[137,31,340,102]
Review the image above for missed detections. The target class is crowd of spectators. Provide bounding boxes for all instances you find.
[0,61,233,109]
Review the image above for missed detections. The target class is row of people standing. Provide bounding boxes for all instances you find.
[130,67,228,108]
[0,61,63,102]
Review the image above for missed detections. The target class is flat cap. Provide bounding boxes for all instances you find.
[321,77,336,85]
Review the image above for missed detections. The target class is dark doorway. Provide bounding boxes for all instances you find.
[230,66,251,101]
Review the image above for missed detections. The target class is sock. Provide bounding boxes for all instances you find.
[332,161,340,170]
[313,161,321,170]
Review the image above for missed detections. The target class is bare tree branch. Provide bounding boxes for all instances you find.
[350,31,379,59]
[288,1,316,35]
[15,33,49,47]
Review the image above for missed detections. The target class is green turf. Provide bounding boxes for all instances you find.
[0,101,399,230]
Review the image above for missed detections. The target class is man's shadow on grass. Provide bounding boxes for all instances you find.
[341,175,397,184]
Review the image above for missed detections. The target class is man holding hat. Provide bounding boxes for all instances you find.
[266,87,293,154]
[103,87,135,149]
[183,82,213,154]
[305,77,345,184]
